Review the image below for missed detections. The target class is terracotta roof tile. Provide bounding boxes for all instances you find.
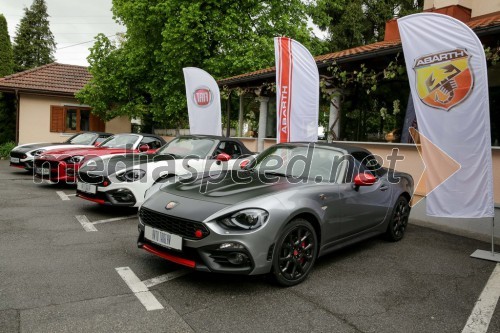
[0,62,91,95]
[219,13,500,85]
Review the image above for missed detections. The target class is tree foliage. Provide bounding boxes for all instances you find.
[77,0,320,127]
[13,0,56,72]
[0,14,15,144]
[308,0,423,51]
[0,14,14,77]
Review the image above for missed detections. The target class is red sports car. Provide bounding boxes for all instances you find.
[34,133,166,183]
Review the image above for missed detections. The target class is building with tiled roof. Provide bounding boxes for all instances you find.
[0,63,131,144]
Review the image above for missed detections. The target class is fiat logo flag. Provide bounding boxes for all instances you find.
[399,13,494,218]
[183,67,222,136]
[193,87,212,107]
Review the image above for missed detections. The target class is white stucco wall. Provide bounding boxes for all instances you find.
[423,0,500,18]
[17,94,131,144]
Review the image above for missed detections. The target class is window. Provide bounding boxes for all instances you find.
[216,141,243,158]
[139,136,164,150]
[50,106,105,133]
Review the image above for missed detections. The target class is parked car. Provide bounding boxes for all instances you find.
[76,135,253,207]
[9,131,112,170]
[34,133,166,183]
[137,142,413,286]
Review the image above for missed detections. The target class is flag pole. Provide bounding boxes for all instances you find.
[471,216,499,262]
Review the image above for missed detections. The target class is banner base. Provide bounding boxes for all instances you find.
[470,250,500,263]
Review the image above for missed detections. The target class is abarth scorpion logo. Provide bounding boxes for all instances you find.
[165,201,178,210]
[413,48,473,111]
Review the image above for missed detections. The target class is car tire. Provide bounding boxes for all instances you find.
[272,218,318,286]
[385,196,410,242]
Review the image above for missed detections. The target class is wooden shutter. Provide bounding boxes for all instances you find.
[89,113,106,132]
[50,106,65,132]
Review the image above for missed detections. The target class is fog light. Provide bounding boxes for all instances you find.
[227,252,248,265]
[219,242,245,250]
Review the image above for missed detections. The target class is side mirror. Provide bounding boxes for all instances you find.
[216,153,231,162]
[139,144,150,152]
[239,159,250,169]
[94,142,101,147]
[353,173,377,187]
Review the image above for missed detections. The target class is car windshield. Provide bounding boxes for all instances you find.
[100,134,140,149]
[251,145,346,183]
[156,137,215,158]
[66,133,97,145]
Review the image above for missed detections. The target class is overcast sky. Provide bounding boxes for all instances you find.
[2,0,125,66]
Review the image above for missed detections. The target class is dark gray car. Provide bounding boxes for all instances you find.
[137,142,414,286]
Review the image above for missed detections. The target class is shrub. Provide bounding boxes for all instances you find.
[0,141,15,158]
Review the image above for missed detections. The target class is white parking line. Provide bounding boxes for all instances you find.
[462,263,500,333]
[75,215,136,231]
[92,215,137,225]
[143,269,190,288]
[116,267,164,311]
[75,215,98,232]
[56,191,71,201]
[56,191,77,201]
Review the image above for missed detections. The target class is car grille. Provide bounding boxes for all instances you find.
[10,151,26,159]
[34,159,60,169]
[78,172,105,185]
[139,207,209,240]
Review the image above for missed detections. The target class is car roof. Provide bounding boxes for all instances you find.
[277,141,372,155]
[173,135,253,153]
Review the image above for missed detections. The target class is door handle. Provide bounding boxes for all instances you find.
[380,185,389,191]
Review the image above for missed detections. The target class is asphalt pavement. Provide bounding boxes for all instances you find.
[0,159,498,333]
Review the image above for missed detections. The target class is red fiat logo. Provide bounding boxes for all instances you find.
[193,88,211,107]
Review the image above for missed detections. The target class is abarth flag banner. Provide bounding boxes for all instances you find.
[183,67,222,136]
[274,37,319,143]
[399,13,494,218]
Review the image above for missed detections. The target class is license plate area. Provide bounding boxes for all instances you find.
[77,182,97,194]
[144,226,183,251]
[36,167,50,175]
[10,157,20,163]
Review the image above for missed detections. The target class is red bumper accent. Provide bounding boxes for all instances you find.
[142,244,196,268]
[77,193,106,205]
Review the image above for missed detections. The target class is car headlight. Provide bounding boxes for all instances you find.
[66,155,85,164]
[32,149,46,156]
[116,169,146,182]
[219,209,269,230]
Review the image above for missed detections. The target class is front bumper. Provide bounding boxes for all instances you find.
[33,160,77,183]
[9,151,34,170]
[137,208,279,275]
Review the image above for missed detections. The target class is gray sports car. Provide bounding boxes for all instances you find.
[137,142,414,286]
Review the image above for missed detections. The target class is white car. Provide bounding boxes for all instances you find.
[9,132,112,170]
[76,135,254,207]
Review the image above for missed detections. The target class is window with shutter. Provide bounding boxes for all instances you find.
[50,105,105,132]
[50,106,65,132]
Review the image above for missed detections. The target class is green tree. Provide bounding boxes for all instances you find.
[13,0,56,72]
[77,0,320,128]
[308,0,423,51]
[0,14,16,143]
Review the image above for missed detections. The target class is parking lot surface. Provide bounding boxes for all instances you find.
[0,160,498,333]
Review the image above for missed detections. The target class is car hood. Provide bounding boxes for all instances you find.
[38,147,137,161]
[160,170,303,205]
[79,154,175,176]
[12,142,64,153]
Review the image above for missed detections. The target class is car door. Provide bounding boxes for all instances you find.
[336,156,393,237]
